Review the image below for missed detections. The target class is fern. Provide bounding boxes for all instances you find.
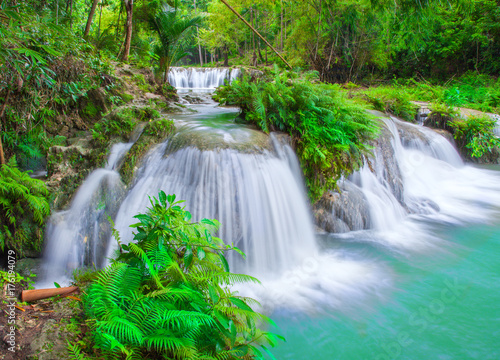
[67,341,86,360]
[0,156,50,254]
[84,191,281,359]
[214,68,380,200]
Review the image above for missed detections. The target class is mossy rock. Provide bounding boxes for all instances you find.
[158,83,179,101]
[78,87,110,122]
[119,118,174,184]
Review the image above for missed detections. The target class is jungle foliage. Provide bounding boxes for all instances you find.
[215,69,379,200]
[0,157,50,255]
[83,191,282,359]
[449,116,500,159]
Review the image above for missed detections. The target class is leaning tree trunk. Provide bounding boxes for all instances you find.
[220,0,292,69]
[84,0,99,37]
[121,0,133,62]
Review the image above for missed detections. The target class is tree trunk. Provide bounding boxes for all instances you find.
[22,286,79,303]
[98,2,103,39]
[84,0,99,37]
[69,0,73,30]
[280,0,283,51]
[314,0,322,60]
[116,1,123,41]
[0,89,11,165]
[194,0,203,66]
[223,45,229,67]
[264,11,268,65]
[121,0,133,62]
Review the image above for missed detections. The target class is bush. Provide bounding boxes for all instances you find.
[358,85,419,122]
[0,157,50,255]
[449,116,500,158]
[84,192,282,359]
[215,68,379,200]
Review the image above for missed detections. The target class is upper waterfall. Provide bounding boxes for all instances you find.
[168,67,240,89]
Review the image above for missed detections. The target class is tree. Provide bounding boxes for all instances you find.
[84,0,99,37]
[151,1,202,83]
[121,0,133,61]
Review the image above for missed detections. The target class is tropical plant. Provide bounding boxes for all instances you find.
[449,116,500,158]
[150,1,203,83]
[215,68,379,200]
[84,191,282,359]
[0,156,50,254]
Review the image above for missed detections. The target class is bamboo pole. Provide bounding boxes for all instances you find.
[22,286,79,303]
[219,0,292,69]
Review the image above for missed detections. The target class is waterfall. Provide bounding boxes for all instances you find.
[106,135,316,277]
[39,143,131,286]
[168,67,240,89]
[323,115,500,252]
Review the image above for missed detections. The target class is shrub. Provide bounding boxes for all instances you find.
[84,192,282,359]
[449,115,500,158]
[215,68,379,200]
[0,157,50,255]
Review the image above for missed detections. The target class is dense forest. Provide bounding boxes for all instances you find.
[1,0,500,359]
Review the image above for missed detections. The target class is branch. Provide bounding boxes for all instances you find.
[219,0,292,69]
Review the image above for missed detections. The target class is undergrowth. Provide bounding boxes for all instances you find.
[215,67,379,200]
[77,191,282,359]
[0,156,50,255]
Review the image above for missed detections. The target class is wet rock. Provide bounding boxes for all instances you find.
[370,121,405,203]
[314,181,371,233]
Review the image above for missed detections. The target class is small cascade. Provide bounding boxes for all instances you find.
[39,142,132,286]
[168,67,240,89]
[107,135,317,277]
[323,115,500,252]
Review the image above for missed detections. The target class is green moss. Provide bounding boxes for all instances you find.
[160,82,179,101]
[119,118,174,184]
[119,92,134,103]
[132,73,154,93]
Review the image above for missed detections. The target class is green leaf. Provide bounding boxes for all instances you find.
[183,211,192,222]
[197,247,206,260]
[233,246,246,259]
[158,191,167,207]
[214,309,229,328]
[219,253,230,272]
[208,284,219,303]
[184,246,193,268]
[201,218,216,226]
[229,320,237,346]
[166,194,176,204]
[229,297,254,312]
[54,282,61,288]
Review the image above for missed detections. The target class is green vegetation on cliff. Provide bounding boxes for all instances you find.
[215,69,379,200]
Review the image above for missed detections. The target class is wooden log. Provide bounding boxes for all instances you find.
[21,286,79,303]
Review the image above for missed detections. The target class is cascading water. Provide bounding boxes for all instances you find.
[39,142,132,286]
[324,114,500,253]
[168,67,240,89]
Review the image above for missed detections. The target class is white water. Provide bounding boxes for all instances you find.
[38,69,500,317]
[168,67,240,89]
[341,116,500,254]
[107,140,316,276]
[39,143,131,286]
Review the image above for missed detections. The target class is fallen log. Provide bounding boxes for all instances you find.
[21,286,79,303]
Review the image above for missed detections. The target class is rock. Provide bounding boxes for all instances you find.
[314,181,371,233]
[145,92,161,100]
[15,258,43,279]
